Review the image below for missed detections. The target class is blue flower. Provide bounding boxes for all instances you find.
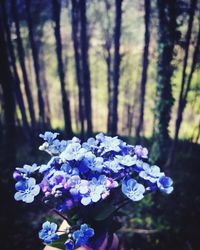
[59,140,68,152]
[133,159,144,172]
[49,139,62,155]
[99,135,122,154]
[39,221,59,245]
[82,137,98,151]
[81,152,104,172]
[16,164,39,176]
[48,139,68,155]
[39,157,60,174]
[104,158,124,173]
[68,176,89,199]
[122,179,145,201]
[60,143,87,161]
[157,176,173,194]
[73,224,94,247]
[65,239,74,250]
[39,131,59,143]
[14,177,40,203]
[139,164,163,183]
[116,155,136,167]
[60,163,79,176]
[81,175,108,205]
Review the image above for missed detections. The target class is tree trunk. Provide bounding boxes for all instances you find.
[52,0,73,138]
[106,47,113,134]
[39,46,51,127]
[0,4,16,248]
[11,0,36,131]
[195,119,200,144]
[25,0,46,128]
[1,0,30,139]
[110,0,122,136]
[166,9,199,167]
[71,0,85,138]
[150,0,177,164]
[102,0,113,134]
[79,0,93,136]
[135,0,150,142]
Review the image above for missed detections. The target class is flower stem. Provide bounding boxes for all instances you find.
[52,209,73,226]
[112,199,130,215]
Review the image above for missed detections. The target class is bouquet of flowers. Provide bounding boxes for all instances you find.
[13,132,173,250]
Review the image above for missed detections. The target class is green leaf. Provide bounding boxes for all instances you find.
[50,234,67,250]
[94,204,116,221]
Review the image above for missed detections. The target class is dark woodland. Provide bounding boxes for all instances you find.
[0,0,200,249]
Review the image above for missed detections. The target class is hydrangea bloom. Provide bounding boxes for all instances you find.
[73,224,94,247]
[122,179,145,201]
[39,221,59,244]
[14,177,40,203]
[13,132,173,249]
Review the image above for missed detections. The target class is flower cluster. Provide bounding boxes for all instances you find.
[13,132,173,249]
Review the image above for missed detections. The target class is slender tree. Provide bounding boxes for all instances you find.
[25,0,46,127]
[0,3,16,249]
[195,119,200,144]
[110,0,123,135]
[1,0,30,138]
[166,10,200,167]
[135,0,151,142]
[39,46,51,126]
[102,0,113,134]
[79,0,93,136]
[53,0,72,137]
[71,0,85,137]
[11,0,36,131]
[150,0,177,164]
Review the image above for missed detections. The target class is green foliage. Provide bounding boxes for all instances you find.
[94,203,117,221]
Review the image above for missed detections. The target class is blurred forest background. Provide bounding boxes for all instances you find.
[0,0,200,249]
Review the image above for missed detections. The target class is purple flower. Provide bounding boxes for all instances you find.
[134,145,148,158]
[39,221,59,245]
[157,176,173,194]
[73,224,94,247]
[48,170,67,186]
[122,179,145,201]
[14,177,40,203]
